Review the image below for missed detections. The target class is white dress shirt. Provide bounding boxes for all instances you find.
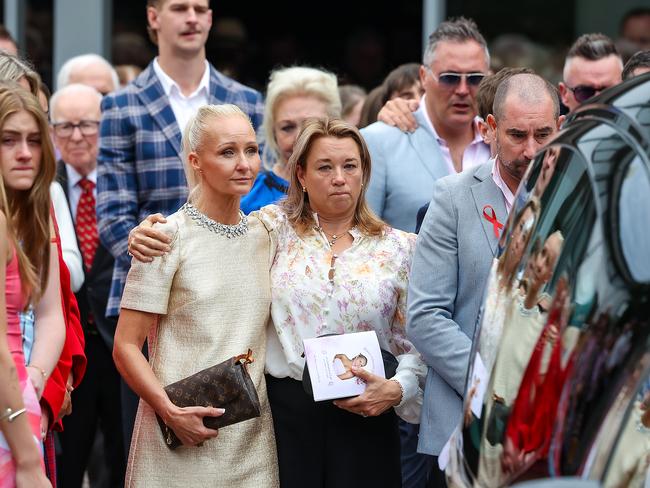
[491,157,515,214]
[420,94,490,175]
[153,58,210,133]
[50,182,84,292]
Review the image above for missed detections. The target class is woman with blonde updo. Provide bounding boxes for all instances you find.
[113,104,279,487]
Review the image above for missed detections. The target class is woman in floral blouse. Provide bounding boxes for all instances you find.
[129,118,426,488]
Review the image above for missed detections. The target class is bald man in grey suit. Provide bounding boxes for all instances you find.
[407,73,563,486]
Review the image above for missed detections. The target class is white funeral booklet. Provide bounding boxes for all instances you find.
[303,331,385,401]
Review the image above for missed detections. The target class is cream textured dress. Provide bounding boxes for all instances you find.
[120,206,279,488]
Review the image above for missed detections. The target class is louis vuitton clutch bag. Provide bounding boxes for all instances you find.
[156,349,261,450]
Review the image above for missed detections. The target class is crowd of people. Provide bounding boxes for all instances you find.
[0,1,649,488]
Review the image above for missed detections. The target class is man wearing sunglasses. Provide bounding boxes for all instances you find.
[362,17,490,234]
[558,33,623,113]
[362,17,490,488]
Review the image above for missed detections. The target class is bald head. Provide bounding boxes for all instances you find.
[493,73,559,121]
[487,73,562,193]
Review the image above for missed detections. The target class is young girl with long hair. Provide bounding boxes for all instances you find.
[0,86,58,487]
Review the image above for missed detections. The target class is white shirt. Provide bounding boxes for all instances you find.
[153,58,210,133]
[420,94,490,175]
[65,165,97,220]
[50,182,84,292]
[491,157,515,214]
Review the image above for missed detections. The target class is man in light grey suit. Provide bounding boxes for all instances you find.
[362,18,490,233]
[407,73,563,486]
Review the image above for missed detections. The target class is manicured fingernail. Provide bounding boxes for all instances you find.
[216,408,225,414]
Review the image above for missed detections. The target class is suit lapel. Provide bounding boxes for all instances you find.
[471,162,507,256]
[135,65,182,157]
[406,107,450,181]
[207,66,231,105]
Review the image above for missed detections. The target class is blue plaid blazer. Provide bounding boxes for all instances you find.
[97,61,264,317]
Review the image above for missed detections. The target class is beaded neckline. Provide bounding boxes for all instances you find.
[182,203,248,238]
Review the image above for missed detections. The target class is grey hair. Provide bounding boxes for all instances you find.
[182,104,253,203]
[49,83,103,121]
[422,17,490,68]
[261,66,341,169]
[493,73,560,121]
[56,53,119,92]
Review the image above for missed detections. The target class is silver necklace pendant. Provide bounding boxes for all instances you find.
[182,203,248,238]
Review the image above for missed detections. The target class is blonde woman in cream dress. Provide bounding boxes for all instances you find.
[112,105,279,488]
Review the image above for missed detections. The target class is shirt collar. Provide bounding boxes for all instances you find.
[491,157,514,214]
[153,57,210,98]
[419,94,483,148]
[66,164,97,188]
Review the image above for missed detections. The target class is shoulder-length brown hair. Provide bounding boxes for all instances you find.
[0,87,55,304]
[281,117,385,236]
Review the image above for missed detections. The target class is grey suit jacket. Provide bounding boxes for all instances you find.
[361,105,449,232]
[406,161,507,455]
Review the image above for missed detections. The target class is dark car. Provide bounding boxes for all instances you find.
[446,72,650,487]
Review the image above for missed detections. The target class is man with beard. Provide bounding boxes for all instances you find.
[362,17,490,233]
[407,73,563,487]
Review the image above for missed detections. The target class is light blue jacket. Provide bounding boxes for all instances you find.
[407,162,507,455]
[361,105,449,232]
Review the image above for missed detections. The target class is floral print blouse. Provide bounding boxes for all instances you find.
[258,204,426,422]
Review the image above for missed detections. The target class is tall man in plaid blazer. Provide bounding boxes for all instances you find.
[97,0,263,320]
[96,0,263,451]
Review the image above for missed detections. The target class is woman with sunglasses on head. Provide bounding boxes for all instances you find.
[0,86,56,488]
[129,118,426,488]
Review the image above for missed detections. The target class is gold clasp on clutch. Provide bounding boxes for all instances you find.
[235,349,254,365]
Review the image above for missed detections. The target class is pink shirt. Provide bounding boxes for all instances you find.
[420,95,491,175]
[491,158,514,214]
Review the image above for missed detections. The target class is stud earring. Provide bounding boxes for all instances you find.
[302,187,306,193]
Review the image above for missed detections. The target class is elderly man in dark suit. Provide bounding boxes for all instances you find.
[51,83,125,488]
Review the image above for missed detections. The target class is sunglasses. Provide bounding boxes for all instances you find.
[567,84,609,104]
[430,71,486,88]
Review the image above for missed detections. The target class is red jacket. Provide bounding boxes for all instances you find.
[41,212,86,430]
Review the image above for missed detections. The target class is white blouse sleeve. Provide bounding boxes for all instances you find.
[50,182,84,292]
[388,231,427,423]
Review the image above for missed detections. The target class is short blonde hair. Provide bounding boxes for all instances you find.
[181,104,253,203]
[262,66,341,168]
[281,117,384,236]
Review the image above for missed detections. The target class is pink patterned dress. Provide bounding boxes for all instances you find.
[0,248,43,487]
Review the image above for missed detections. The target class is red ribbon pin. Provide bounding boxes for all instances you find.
[482,205,504,238]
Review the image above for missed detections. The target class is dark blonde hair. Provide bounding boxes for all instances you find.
[281,117,385,236]
[0,86,54,304]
